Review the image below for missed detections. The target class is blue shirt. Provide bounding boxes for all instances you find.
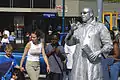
[8,35,15,41]
[0,55,18,80]
[45,44,65,73]
[0,55,17,67]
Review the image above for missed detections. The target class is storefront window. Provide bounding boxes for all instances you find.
[0,0,10,7]
[13,0,30,8]
[0,0,56,8]
[33,0,55,8]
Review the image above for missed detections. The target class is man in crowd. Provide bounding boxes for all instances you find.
[46,34,66,80]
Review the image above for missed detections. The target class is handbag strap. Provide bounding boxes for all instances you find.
[51,44,63,75]
[4,61,13,78]
[53,54,63,76]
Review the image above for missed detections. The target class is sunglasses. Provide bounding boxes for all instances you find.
[81,12,89,14]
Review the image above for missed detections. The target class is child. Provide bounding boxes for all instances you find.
[1,34,9,44]
[9,32,16,44]
[0,44,24,80]
[10,72,17,80]
[1,34,9,51]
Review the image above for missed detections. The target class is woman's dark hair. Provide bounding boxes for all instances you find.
[32,29,45,39]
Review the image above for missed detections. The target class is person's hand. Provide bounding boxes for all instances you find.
[51,48,56,53]
[69,22,78,32]
[69,18,78,32]
[55,48,60,54]
[88,50,101,62]
[20,67,25,72]
[71,23,78,32]
[82,45,101,62]
[46,65,50,73]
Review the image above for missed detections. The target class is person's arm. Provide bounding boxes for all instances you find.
[112,41,120,61]
[7,38,9,43]
[113,41,119,57]
[64,43,70,55]
[1,38,4,44]
[92,24,113,56]
[99,24,113,54]
[65,23,80,46]
[41,43,50,72]
[46,48,55,57]
[65,30,77,46]
[45,44,55,57]
[20,42,30,70]
[85,23,113,62]
[65,30,74,41]
[15,65,20,69]
[56,46,66,61]
[12,58,20,69]
[108,56,120,61]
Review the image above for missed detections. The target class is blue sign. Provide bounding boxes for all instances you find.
[43,13,57,18]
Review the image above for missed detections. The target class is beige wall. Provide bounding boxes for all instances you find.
[79,1,98,17]
[56,0,97,17]
[0,0,120,17]
[103,2,120,12]
[56,0,120,17]
[56,0,80,16]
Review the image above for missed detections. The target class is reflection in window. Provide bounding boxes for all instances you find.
[13,0,30,8]
[104,16,110,30]
[34,0,55,8]
[0,0,10,7]
[0,0,56,8]
[34,0,50,8]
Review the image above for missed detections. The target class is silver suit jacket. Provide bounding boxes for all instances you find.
[65,20,113,80]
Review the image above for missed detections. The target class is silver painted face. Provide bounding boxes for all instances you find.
[81,8,92,22]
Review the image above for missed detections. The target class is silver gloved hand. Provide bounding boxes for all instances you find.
[69,18,80,32]
[82,44,101,62]
[88,50,101,62]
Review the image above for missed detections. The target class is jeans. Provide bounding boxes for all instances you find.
[110,61,120,80]
[101,57,114,80]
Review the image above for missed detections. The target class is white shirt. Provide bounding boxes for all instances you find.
[64,43,76,69]
[1,38,9,44]
[27,41,42,61]
[3,30,10,37]
[10,78,15,80]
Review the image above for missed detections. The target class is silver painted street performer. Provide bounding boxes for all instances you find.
[65,8,113,80]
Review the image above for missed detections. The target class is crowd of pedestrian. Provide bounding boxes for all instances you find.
[1,7,120,80]
[0,28,16,51]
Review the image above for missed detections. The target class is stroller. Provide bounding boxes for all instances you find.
[0,61,13,80]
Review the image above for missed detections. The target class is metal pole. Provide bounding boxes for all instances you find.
[62,0,65,33]
[10,0,13,8]
[52,0,53,8]
[12,0,13,8]
[50,0,51,9]
[97,0,103,22]
[32,0,33,8]
[30,0,31,8]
